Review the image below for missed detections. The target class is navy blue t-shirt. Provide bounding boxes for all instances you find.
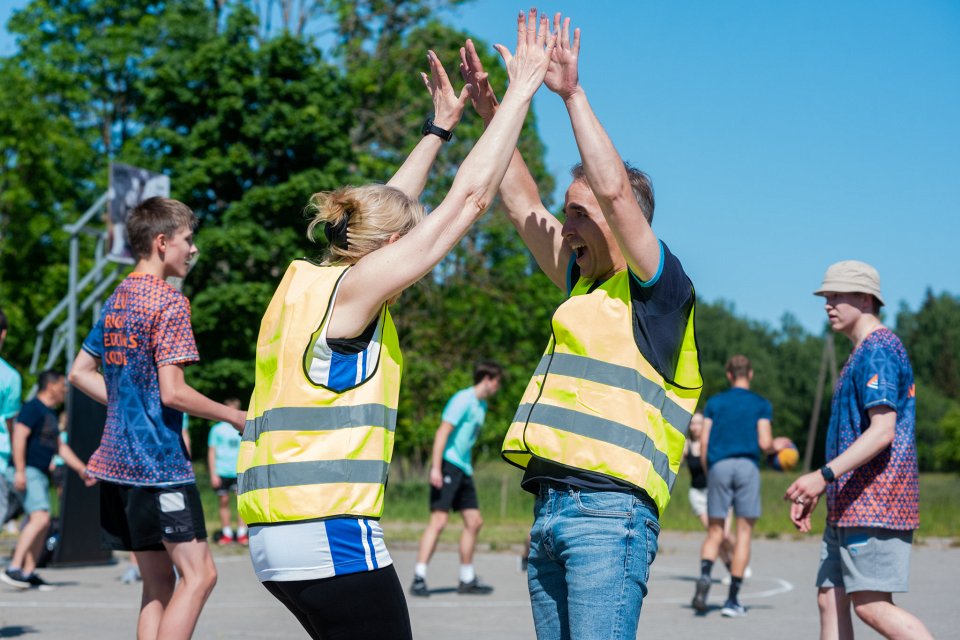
[16,397,60,473]
[704,387,773,465]
[521,241,695,506]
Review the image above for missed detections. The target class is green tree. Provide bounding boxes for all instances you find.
[121,5,356,401]
[897,290,960,399]
[934,406,960,472]
[0,0,166,381]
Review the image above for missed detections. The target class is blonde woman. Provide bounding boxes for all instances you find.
[684,413,733,571]
[237,10,557,639]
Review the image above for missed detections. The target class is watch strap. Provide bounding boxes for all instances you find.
[422,117,453,141]
[820,464,836,483]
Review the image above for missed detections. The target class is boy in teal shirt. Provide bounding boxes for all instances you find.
[411,362,502,596]
[0,309,22,527]
[207,399,246,544]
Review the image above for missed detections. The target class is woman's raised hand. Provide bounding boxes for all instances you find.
[421,50,470,131]
[493,8,557,100]
[459,39,499,123]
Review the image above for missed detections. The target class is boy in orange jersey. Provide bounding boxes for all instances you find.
[70,197,245,640]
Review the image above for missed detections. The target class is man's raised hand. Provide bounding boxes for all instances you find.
[544,13,581,100]
[492,8,557,101]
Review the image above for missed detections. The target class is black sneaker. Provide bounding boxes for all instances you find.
[691,576,711,613]
[409,576,429,597]
[457,577,493,595]
[1,568,31,590]
[25,573,56,592]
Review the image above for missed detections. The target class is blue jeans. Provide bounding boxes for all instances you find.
[527,485,660,640]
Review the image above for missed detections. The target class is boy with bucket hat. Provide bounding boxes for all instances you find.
[785,260,933,640]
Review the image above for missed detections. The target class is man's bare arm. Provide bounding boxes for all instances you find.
[460,38,570,289]
[548,15,660,280]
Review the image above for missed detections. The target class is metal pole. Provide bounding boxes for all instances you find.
[802,335,831,472]
[67,231,79,375]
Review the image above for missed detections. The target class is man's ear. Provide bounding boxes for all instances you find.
[155,233,168,255]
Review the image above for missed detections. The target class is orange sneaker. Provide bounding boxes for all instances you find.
[218,533,234,546]
[236,532,249,546]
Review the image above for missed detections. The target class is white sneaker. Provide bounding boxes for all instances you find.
[721,601,747,617]
[121,565,141,584]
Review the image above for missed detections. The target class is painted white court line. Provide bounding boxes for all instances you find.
[0,599,265,609]
[646,564,794,604]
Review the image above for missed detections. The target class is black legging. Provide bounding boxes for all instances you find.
[263,564,413,640]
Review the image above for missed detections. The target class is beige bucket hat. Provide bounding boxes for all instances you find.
[814,260,885,307]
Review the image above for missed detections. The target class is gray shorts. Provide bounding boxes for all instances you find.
[816,525,913,594]
[706,457,760,519]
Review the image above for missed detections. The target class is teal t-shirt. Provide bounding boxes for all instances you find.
[441,387,487,476]
[0,356,23,473]
[208,421,241,478]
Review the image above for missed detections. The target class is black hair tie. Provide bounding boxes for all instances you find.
[324,213,350,248]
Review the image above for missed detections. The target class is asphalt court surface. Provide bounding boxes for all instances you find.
[1,531,957,638]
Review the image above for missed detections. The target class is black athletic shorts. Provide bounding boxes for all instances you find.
[100,481,208,552]
[429,460,479,512]
[215,476,238,497]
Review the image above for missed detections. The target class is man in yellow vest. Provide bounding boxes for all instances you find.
[461,15,701,640]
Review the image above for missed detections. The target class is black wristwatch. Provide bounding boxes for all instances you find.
[421,117,453,141]
[820,464,836,484]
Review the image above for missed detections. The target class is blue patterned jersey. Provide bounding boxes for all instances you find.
[826,328,919,529]
[82,272,199,486]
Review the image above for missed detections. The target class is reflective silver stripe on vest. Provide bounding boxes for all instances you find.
[519,402,677,489]
[532,353,693,434]
[237,459,389,494]
[242,404,398,442]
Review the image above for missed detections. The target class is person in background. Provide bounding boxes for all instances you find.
[411,361,502,596]
[2,370,92,590]
[181,413,192,458]
[683,413,734,575]
[208,399,246,545]
[692,355,774,617]
[0,308,23,530]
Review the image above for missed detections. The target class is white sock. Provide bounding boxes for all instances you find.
[222,526,234,538]
[460,564,475,583]
[415,563,428,579]
[237,527,248,537]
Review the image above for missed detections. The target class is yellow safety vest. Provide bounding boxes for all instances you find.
[237,260,402,526]
[502,269,702,515]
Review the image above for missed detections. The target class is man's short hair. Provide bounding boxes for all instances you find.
[473,360,503,385]
[0,308,7,334]
[570,162,655,224]
[126,197,198,260]
[37,369,65,392]
[725,355,752,380]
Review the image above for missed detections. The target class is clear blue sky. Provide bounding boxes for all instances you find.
[2,1,958,333]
